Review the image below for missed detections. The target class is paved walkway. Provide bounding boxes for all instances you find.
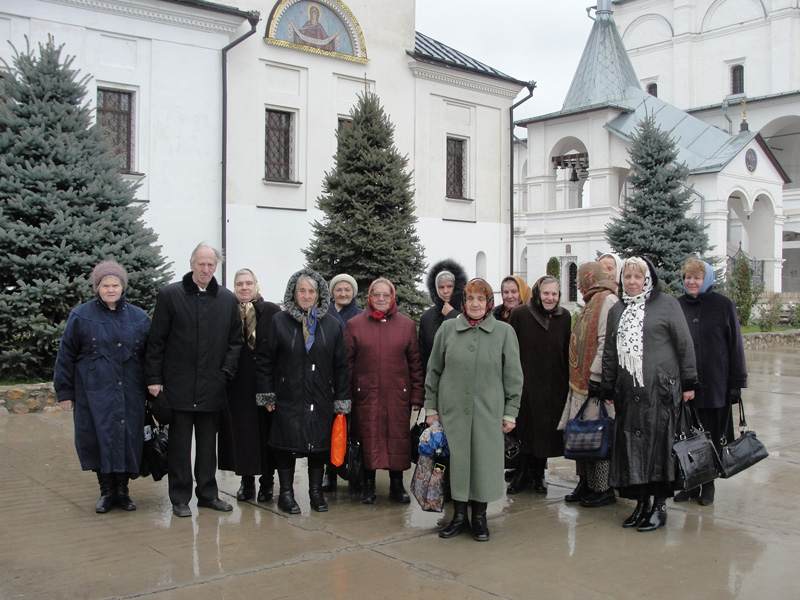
[1,347,798,600]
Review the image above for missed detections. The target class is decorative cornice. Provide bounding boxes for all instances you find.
[409,64,520,99]
[43,0,246,34]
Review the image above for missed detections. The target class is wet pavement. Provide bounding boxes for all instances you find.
[1,347,798,600]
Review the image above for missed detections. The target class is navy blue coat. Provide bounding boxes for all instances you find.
[678,289,747,409]
[54,294,150,473]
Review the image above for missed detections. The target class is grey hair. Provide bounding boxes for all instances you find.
[234,268,256,280]
[190,242,225,265]
[297,274,319,290]
[622,256,648,277]
[539,275,559,287]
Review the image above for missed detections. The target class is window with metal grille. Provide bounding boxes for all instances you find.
[731,65,744,95]
[97,89,134,173]
[568,262,578,302]
[265,109,293,182]
[446,137,466,198]
[646,83,658,97]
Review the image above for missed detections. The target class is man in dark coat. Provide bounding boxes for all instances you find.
[145,243,242,518]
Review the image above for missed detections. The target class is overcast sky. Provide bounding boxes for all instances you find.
[414,0,596,122]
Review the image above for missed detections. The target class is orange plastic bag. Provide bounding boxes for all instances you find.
[331,414,347,467]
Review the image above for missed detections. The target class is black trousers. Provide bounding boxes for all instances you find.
[168,410,221,505]
[273,449,325,471]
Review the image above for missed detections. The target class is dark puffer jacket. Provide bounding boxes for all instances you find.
[418,258,468,372]
[256,269,350,454]
[145,273,242,412]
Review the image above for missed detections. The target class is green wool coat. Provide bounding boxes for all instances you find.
[424,315,523,502]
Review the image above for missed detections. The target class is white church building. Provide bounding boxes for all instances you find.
[3,0,528,299]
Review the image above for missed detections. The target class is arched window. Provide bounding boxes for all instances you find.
[565,244,572,254]
[568,262,578,302]
[646,83,658,97]
[731,65,744,95]
[476,251,487,279]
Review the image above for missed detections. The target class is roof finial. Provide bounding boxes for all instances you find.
[740,98,749,132]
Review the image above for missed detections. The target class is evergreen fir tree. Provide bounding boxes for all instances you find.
[304,91,427,316]
[0,37,171,380]
[605,113,710,292]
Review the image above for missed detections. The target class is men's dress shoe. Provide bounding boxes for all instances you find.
[698,482,715,506]
[565,480,589,503]
[579,488,616,508]
[673,487,700,503]
[198,498,233,512]
[172,503,192,518]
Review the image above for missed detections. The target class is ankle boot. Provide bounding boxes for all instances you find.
[565,478,589,503]
[257,474,273,502]
[439,500,471,539]
[95,472,116,513]
[389,471,410,503]
[321,464,338,492]
[532,458,548,494]
[114,473,136,511]
[237,475,256,501]
[308,467,328,512]
[507,456,532,494]
[699,481,715,506]
[622,495,651,528]
[470,501,489,541]
[361,470,377,504]
[673,486,700,503]
[637,497,667,532]
[277,468,300,514]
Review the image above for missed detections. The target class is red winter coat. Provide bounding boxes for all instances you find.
[345,303,425,471]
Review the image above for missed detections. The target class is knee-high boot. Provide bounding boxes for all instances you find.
[277,468,300,514]
[389,470,410,503]
[115,473,136,511]
[439,500,471,539]
[95,472,116,513]
[308,466,328,512]
[470,501,489,542]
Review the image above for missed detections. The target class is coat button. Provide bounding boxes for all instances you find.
[469,345,474,351]
[117,343,122,347]
[635,430,641,436]
[118,381,123,386]
[634,396,639,402]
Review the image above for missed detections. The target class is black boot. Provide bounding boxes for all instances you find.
[361,470,377,504]
[637,497,667,532]
[308,467,328,512]
[321,464,338,492]
[389,471,410,503]
[257,473,273,502]
[622,495,651,528]
[277,468,300,514]
[699,481,715,506]
[237,475,256,501]
[673,487,700,503]
[506,456,532,494]
[532,458,548,494]
[95,472,116,513]
[565,478,589,503]
[439,500,471,539]
[114,473,136,511]
[471,501,489,542]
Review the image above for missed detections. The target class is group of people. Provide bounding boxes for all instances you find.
[53,243,746,539]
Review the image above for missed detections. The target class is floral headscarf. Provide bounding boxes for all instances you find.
[460,278,494,326]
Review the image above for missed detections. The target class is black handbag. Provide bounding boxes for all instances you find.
[504,431,521,468]
[410,409,428,464]
[148,390,173,425]
[333,416,365,482]
[564,397,614,461]
[719,398,768,479]
[672,401,722,491]
[140,406,169,481]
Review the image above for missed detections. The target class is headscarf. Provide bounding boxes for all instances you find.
[235,268,263,352]
[530,275,561,317]
[367,278,396,320]
[598,252,624,283]
[498,275,531,321]
[568,263,616,394]
[617,257,654,388]
[682,260,714,297]
[460,278,494,326]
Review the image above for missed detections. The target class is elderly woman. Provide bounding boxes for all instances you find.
[493,275,531,323]
[218,269,281,503]
[345,278,425,504]
[418,259,468,372]
[54,261,150,513]
[598,253,624,281]
[425,279,522,541]
[256,269,350,514]
[676,258,747,506]
[601,257,698,531]
[323,273,363,492]
[508,275,571,494]
[557,263,619,506]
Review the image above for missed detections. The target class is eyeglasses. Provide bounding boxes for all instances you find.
[371,293,392,299]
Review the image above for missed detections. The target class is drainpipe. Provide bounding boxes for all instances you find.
[221,11,260,286]
[509,81,536,275]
